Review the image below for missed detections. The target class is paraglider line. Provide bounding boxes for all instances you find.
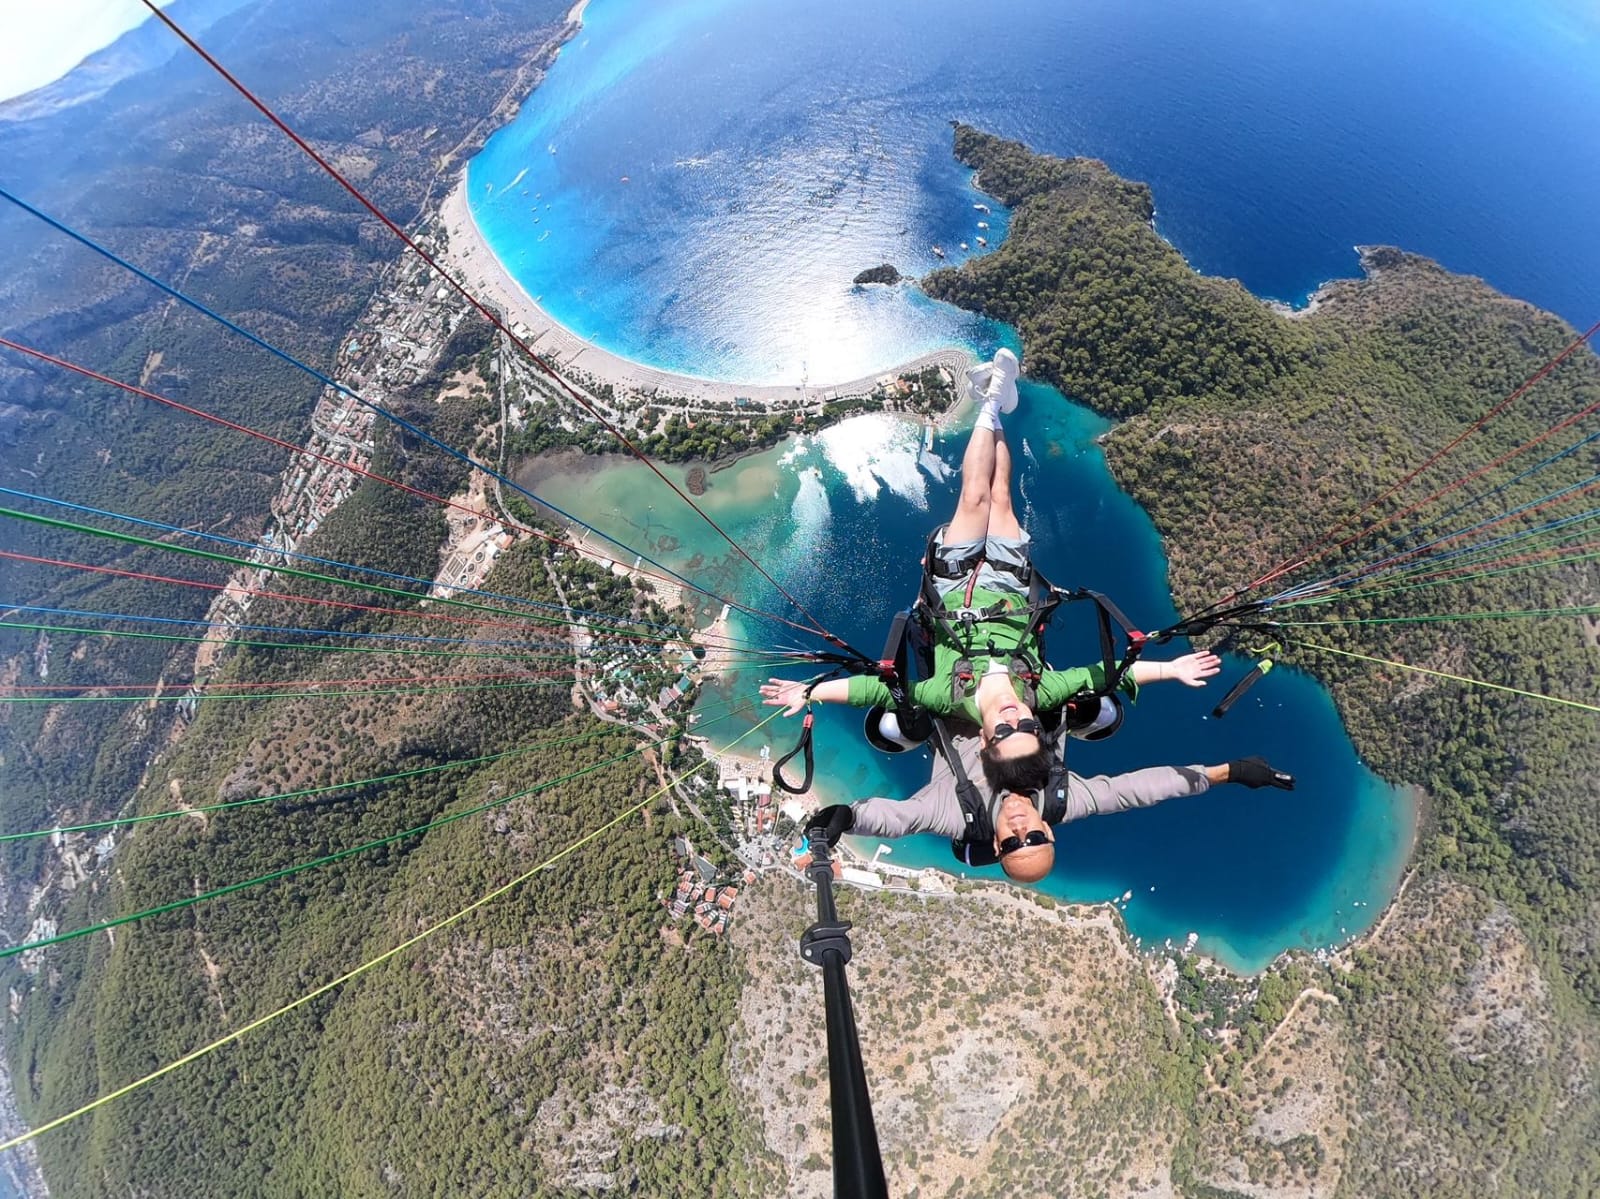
[0,188,831,644]
[0,709,781,1153]
[138,0,844,647]
[1289,639,1599,714]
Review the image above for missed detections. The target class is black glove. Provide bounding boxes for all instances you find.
[805,804,855,847]
[1228,756,1295,791]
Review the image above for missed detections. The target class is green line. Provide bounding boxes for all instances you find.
[0,708,782,1154]
[0,505,673,641]
[0,619,593,665]
[5,696,750,843]
[3,740,660,959]
[1282,604,1600,627]
[1279,546,1600,609]
[1290,639,1600,714]
[1287,513,1600,601]
[0,679,570,705]
[0,654,818,706]
[0,730,599,842]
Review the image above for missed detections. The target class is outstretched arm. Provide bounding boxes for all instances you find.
[1130,651,1221,688]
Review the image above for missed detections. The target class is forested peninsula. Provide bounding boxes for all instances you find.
[923,124,1600,1191]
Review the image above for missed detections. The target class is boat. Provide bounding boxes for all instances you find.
[538,230,551,242]
[976,236,987,247]
[977,220,989,229]
[973,202,990,213]
[931,245,945,258]
[958,242,969,251]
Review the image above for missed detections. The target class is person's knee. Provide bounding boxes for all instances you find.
[955,484,990,518]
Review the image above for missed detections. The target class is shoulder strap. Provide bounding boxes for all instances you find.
[927,717,994,860]
[1038,752,1069,824]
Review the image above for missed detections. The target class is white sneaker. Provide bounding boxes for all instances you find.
[964,363,994,406]
[986,348,1019,413]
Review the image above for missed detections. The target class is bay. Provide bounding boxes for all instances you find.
[469,0,1600,385]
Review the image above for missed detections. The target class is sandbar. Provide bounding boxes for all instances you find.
[438,172,975,411]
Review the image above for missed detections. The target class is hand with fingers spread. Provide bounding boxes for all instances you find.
[760,677,810,716]
[1165,650,1222,687]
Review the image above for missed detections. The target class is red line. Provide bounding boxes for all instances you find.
[141,0,842,647]
[0,547,778,658]
[1,671,547,694]
[0,337,763,652]
[1317,476,1600,589]
[1238,317,1600,598]
[1401,538,1600,587]
[1,546,564,636]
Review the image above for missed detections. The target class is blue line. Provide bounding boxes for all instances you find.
[1301,429,1600,591]
[0,485,680,638]
[0,601,586,654]
[0,186,815,638]
[1272,502,1600,603]
[1352,471,1600,580]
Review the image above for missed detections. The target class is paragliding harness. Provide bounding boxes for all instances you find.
[766,525,1147,859]
[770,524,1283,860]
[909,523,1156,865]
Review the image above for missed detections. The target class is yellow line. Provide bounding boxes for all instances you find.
[1291,640,1600,714]
[0,712,779,1154]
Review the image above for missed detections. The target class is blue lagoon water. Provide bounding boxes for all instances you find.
[527,395,1411,972]
[475,0,1600,968]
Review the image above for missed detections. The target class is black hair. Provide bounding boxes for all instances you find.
[979,739,1055,795]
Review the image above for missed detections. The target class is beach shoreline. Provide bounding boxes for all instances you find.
[438,172,976,412]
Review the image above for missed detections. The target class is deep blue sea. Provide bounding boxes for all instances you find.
[478,0,1600,970]
[469,0,1600,383]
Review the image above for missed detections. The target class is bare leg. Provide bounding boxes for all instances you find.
[945,423,997,543]
[986,429,1023,539]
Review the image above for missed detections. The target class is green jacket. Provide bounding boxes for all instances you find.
[847,583,1139,722]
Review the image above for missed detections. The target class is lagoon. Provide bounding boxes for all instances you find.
[524,392,1415,973]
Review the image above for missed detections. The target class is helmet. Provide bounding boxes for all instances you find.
[863,705,933,754]
[1062,693,1124,741]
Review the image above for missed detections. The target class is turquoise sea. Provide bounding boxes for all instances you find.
[469,0,1600,383]
[473,0,1600,969]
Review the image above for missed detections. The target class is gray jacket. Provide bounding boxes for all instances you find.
[850,728,1210,840]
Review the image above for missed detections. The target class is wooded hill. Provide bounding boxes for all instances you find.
[0,0,574,930]
[925,124,1600,1194]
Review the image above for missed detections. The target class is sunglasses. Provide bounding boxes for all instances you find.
[992,718,1042,743]
[998,829,1050,857]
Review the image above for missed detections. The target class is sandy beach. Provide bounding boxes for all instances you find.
[438,173,974,411]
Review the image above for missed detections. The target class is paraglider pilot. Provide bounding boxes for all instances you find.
[763,348,1293,882]
[804,729,1293,883]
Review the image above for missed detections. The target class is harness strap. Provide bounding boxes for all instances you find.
[928,716,994,851]
[1062,586,1150,697]
[772,709,816,794]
